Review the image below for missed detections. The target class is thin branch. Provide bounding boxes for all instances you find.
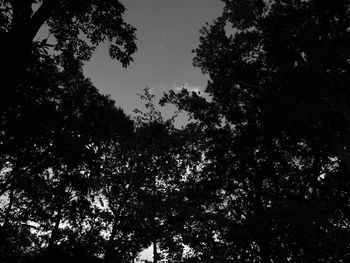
[29,0,56,40]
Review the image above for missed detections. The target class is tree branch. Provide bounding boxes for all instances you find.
[29,0,57,40]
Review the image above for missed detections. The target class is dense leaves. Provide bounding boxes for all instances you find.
[1,0,350,262]
[0,42,134,262]
[161,0,350,262]
[0,2,136,260]
[0,0,137,122]
[0,0,137,63]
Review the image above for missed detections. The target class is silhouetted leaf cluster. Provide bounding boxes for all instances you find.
[1,0,350,263]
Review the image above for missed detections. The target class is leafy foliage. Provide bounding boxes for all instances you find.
[162,0,350,262]
[0,42,133,262]
[1,0,350,262]
[0,0,137,64]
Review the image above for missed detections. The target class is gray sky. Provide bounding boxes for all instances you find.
[83,0,224,118]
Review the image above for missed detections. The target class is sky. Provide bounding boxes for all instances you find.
[83,0,224,119]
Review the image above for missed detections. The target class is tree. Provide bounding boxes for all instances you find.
[0,45,133,262]
[0,0,137,117]
[194,0,350,170]
[0,0,137,68]
[131,89,196,263]
[162,0,350,262]
[0,1,137,262]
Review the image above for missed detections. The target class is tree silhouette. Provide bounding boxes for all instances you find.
[1,0,350,262]
[162,0,350,262]
[0,0,136,120]
[0,1,138,262]
[131,89,199,263]
[0,44,133,262]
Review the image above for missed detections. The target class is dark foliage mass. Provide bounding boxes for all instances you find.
[1,0,350,262]
[162,0,350,262]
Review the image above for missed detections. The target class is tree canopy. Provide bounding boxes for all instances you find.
[161,0,350,262]
[0,0,137,115]
[1,0,350,262]
[0,0,137,64]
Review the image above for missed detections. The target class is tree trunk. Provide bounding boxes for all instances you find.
[47,206,62,250]
[0,0,54,99]
[103,219,119,263]
[257,236,271,263]
[252,163,271,263]
[153,239,158,263]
